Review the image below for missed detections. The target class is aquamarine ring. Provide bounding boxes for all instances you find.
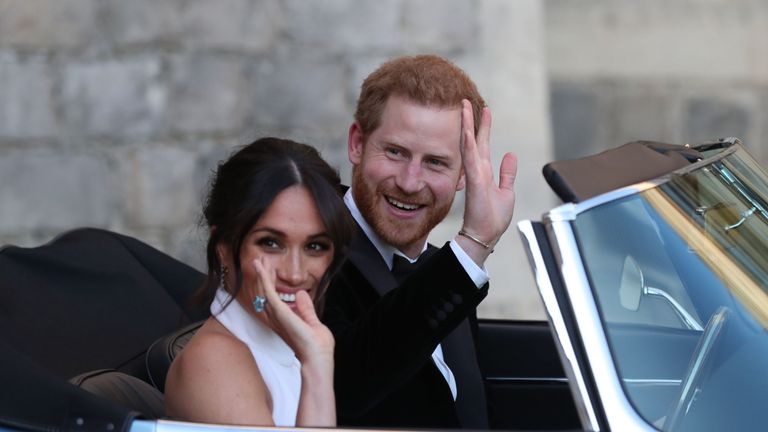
[252,295,267,313]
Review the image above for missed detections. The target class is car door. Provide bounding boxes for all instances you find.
[477,318,581,430]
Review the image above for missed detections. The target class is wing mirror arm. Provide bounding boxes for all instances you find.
[643,286,704,331]
[620,255,703,331]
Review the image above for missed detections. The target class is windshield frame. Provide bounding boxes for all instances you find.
[528,142,746,431]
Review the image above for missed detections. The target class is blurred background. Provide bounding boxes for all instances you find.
[1,0,766,319]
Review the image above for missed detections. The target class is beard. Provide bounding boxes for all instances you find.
[352,167,454,251]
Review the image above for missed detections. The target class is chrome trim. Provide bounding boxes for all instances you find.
[485,376,569,384]
[144,419,404,432]
[624,378,682,386]
[546,182,661,223]
[518,221,600,431]
[153,420,274,431]
[130,420,157,432]
[547,219,656,431]
[144,419,337,432]
[546,203,579,223]
[644,286,703,331]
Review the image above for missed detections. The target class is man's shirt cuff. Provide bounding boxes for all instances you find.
[449,239,489,288]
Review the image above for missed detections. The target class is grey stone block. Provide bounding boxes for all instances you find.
[0,150,117,232]
[168,224,207,271]
[607,84,678,147]
[193,143,238,205]
[283,0,401,52]
[103,0,182,46]
[686,97,751,144]
[180,0,280,52]
[105,0,280,51]
[401,0,475,51]
[0,0,97,49]
[550,83,598,160]
[0,54,56,138]
[249,55,349,136]
[61,58,167,136]
[169,56,247,133]
[118,146,197,228]
[545,0,768,82]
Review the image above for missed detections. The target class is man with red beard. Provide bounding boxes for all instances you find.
[322,55,517,429]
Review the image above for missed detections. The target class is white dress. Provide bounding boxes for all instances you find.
[210,288,301,426]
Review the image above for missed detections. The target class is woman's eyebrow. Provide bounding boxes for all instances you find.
[307,232,331,240]
[249,227,286,237]
[251,227,330,240]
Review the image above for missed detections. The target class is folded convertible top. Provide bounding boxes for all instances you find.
[0,228,207,380]
[543,140,708,203]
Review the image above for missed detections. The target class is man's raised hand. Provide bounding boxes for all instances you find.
[456,99,518,265]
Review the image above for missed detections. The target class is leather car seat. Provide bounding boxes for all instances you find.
[70,369,164,419]
[145,321,204,393]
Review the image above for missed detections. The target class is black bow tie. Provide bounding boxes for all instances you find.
[391,254,421,283]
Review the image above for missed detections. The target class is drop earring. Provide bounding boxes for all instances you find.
[219,264,229,290]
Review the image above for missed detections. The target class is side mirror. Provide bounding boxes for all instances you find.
[619,255,643,311]
[618,255,703,330]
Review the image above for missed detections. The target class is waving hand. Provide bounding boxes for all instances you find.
[455,99,518,265]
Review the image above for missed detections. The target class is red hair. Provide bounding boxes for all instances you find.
[354,55,485,140]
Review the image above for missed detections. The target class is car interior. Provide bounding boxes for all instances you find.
[0,227,579,431]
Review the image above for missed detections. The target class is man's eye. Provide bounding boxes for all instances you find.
[427,158,443,166]
[386,148,401,156]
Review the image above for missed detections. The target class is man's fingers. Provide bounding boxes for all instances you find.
[498,152,518,191]
[460,102,479,175]
[461,99,475,137]
[476,107,492,161]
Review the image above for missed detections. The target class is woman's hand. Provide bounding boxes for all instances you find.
[251,257,335,364]
[252,257,336,426]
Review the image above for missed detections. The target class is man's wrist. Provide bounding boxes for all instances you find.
[454,232,494,267]
[449,239,489,288]
[458,229,494,252]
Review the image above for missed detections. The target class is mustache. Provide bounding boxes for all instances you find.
[377,185,433,204]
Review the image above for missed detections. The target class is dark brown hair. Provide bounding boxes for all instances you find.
[199,137,353,312]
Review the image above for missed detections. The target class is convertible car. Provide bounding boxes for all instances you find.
[2,137,767,431]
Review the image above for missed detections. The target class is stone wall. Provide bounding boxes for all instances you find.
[546,0,768,164]
[0,0,553,319]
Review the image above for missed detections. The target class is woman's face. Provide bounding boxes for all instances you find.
[223,185,334,320]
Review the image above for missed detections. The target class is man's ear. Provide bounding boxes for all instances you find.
[456,170,466,192]
[348,122,364,165]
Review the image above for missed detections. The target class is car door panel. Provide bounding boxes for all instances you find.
[477,319,581,430]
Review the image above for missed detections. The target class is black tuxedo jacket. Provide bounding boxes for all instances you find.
[322,224,490,429]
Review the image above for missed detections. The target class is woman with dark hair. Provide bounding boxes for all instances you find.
[164,137,353,427]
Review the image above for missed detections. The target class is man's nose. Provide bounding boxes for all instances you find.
[395,160,424,194]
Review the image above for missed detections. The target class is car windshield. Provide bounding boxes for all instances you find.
[572,145,768,431]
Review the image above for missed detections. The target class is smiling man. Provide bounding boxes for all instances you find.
[322,55,518,429]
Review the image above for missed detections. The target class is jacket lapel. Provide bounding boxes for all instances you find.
[347,224,398,297]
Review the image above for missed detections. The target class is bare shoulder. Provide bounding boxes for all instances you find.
[180,319,251,364]
[165,318,274,424]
